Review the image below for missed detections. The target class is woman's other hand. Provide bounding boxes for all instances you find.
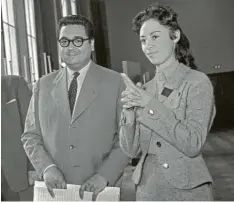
[121,73,153,109]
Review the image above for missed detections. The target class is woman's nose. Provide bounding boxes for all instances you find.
[145,40,154,48]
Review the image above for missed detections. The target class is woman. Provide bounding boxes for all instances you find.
[119,2,216,201]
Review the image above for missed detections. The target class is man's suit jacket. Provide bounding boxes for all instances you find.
[1,75,32,194]
[120,63,216,190]
[22,61,129,186]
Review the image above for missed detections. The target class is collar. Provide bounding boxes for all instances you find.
[66,60,91,78]
[156,60,190,89]
[156,60,179,81]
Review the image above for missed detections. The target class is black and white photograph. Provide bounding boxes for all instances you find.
[1,0,234,201]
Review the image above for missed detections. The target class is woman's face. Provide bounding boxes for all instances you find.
[139,19,177,66]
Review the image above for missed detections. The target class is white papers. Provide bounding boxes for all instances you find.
[33,181,120,201]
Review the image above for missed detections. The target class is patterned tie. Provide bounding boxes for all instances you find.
[68,72,80,115]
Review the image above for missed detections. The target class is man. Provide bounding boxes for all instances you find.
[21,15,129,200]
[1,75,33,200]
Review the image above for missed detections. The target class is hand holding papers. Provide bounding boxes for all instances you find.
[33,181,120,201]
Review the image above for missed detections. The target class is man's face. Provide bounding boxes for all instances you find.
[59,24,93,70]
[139,19,176,66]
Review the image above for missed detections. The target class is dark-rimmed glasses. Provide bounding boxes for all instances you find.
[58,37,90,47]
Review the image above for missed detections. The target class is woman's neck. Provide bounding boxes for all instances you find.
[155,55,177,72]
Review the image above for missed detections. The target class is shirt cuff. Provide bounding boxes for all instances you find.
[97,173,109,186]
[120,109,136,126]
[43,164,57,175]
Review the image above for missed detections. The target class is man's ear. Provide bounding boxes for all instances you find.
[172,29,181,44]
[91,39,95,51]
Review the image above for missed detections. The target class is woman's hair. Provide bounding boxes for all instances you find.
[132,3,197,69]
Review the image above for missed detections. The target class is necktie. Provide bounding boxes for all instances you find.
[68,72,80,115]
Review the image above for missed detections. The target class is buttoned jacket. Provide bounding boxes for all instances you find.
[120,62,216,189]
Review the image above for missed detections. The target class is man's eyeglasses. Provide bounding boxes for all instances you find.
[58,37,90,47]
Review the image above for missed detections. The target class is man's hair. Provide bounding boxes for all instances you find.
[132,3,197,70]
[58,15,94,40]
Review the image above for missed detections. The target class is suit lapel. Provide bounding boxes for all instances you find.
[1,89,7,108]
[51,68,71,121]
[1,77,14,106]
[71,62,103,124]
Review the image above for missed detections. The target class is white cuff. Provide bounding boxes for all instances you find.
[43,164,57,174]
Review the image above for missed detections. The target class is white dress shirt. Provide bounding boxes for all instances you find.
[66,61,91,116]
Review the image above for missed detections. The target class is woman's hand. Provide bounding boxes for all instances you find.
[121,73,153,109]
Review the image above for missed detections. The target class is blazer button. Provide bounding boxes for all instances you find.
[162,163,169,169]
[148,109,154,115]
[156,142,161,147]
[69,145,75,149]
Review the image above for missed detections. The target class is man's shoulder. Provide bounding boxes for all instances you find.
[1,75,25,91]
[31,69,62,92]
[39,69,61,84]
[93,63,121,80]
[2,75,20,84]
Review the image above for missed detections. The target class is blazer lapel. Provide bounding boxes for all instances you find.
[161,64,189,106]
[158,89,167,103]
[143,77,158,99]
[51,68,71,121]
[71,62,103,124]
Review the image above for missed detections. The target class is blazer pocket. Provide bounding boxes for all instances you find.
[161,157,212,189]
[164,82,188,109]
[6,98,17,105]
[4,99,20,122]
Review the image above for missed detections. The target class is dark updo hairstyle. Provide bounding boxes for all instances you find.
[132,3,197,69]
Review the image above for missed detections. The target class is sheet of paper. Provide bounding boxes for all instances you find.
[33,181,120,201]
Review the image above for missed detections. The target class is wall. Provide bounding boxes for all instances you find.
[14,0,29,77]
[34,0,61,76]
[104,0,234,74]
[1,16,6,75]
